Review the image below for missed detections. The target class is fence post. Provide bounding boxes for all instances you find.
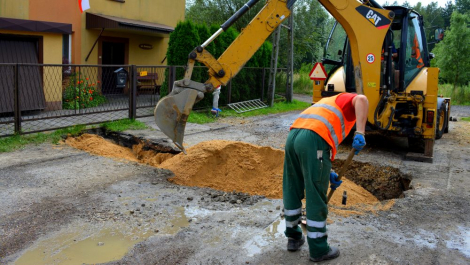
[261,68,266,101]
[129,65,137,120]
[77,66,80,115]
[168,66,176,93]
[227,81,232,104]
[14,64,21,135]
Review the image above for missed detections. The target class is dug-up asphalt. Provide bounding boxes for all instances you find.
[1,101,470,264]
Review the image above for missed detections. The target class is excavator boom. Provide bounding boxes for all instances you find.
[154,0,394,152]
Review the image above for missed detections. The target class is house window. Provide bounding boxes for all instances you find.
[62,34,71,64]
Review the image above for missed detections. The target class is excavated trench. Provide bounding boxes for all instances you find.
[66,130,412,211]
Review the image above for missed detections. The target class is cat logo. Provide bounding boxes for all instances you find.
[366,10,382,26]
[356,6,391,30]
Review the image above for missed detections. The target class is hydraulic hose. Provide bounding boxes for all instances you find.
[202,0,261,48]
[221,0,261,31]
[363,0,384,9]
[374,93,395,131]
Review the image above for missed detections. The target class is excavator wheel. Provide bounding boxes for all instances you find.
[435,102,448,140]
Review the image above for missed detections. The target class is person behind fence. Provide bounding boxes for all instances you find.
[211,85,222,117]
[282,92,368,262]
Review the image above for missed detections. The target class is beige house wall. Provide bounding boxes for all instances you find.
[80,0,183,65]
[0,0,29,19]
[0,0,184,110]
[83,30,169,65]
[85,0,185,27]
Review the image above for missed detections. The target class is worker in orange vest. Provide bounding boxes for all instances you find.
[412,34,424,68]
[283,93,368,262]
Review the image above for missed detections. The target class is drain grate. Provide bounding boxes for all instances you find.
[227,99,268,113]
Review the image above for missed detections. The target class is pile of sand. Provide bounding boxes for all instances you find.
[160,140,285,198]
[65,134,139,162]
[66,134,395,214]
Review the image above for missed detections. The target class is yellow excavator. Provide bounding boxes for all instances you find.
[154,0,450,160]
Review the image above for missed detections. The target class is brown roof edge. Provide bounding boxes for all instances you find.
[0,17,72,34]
[86,13,174,34]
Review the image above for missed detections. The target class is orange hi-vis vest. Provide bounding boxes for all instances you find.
[412,34,424,68]
[290,94,356,160]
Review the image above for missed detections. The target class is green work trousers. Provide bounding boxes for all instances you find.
[283,128,332,258]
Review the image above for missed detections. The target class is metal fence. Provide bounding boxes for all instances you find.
[0,63,286,137]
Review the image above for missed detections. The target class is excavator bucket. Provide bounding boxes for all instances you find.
[154,89,199,153]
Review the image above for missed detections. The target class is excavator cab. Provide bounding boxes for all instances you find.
[320,7,430,96]
[316,6,450,159]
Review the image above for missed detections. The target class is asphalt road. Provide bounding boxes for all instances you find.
[1,103,469,264]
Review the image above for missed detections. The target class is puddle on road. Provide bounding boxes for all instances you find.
[15,229,142,265]
[243,218,302,257]
[15,206,190,265]
[159,206,189,234]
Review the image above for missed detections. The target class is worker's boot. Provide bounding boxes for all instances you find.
[309,246,340,262]
[287,235,305,251]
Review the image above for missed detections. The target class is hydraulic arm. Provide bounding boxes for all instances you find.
[154,0,394,152]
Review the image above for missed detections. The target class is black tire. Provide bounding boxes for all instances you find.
[435,103,448,139]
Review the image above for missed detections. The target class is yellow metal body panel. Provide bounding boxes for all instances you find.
[318,0,392,124]
[422,68,439,139]
[405,68,427,94]
[326,67,346,92]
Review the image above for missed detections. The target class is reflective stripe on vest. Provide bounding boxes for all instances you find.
[298,113,340,149]
[311,104,346,140]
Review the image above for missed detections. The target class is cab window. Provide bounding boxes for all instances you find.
[324,22,347,75]
[404,13,425,87]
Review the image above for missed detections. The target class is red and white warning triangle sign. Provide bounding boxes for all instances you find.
[309,62,327,80]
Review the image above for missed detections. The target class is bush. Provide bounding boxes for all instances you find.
[293,63,314,95]
[438,83,470,105]
[63,74,106,109]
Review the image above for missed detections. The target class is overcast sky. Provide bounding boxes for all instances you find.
[385,0,449,7]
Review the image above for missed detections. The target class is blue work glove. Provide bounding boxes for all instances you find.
[330,170,342,191]
[211,107,222,117]
[352,132,366,155]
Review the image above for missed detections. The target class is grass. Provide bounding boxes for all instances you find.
[275,64,315,96]
[1,100,304,152]
[0,125,85,153]
[438,84,470,105]
[293,63,314,95]
[0,119,148,153]
[461,117,470,122]
[188,99,310,124]
[101,119,148,132]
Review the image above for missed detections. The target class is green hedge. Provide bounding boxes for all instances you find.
[161,21,272,108]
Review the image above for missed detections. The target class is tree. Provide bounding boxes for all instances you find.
[279,0,331,68]
[433,12,470,90]
[161,21,201,96]
[442,1,455,29]
[186,0,333,70]
[186,0,266,32]
[412,2,445,51]
[455,0,470,14]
